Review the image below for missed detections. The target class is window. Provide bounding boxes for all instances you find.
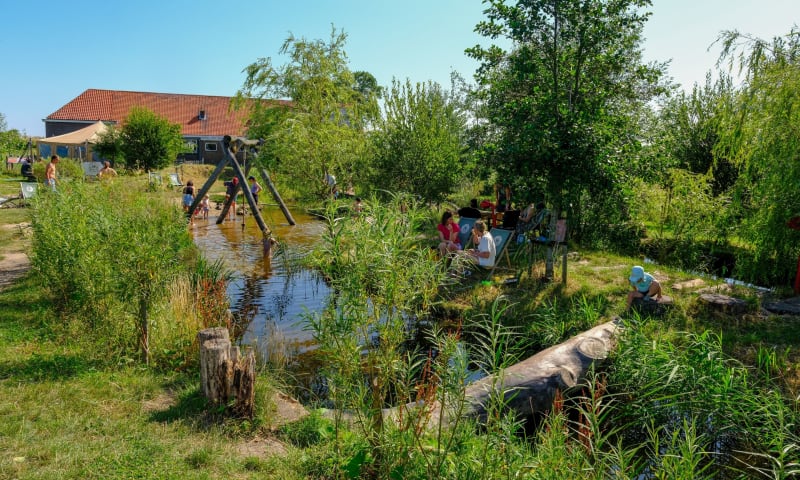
[205,142,218,152]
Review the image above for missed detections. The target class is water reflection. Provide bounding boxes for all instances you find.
[190,207,330,357]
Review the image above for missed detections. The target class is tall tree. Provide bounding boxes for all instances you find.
[370,79,467,203]
[468,0,666,247]
[715,28,800,284]
[235,27,377,198]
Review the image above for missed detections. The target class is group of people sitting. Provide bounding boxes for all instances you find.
[436,195,553,271]
[437,210,497,268]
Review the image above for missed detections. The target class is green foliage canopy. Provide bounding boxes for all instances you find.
[715,28,800,284]
[99,107,185,171]
[0,112,26,159]
[468,0,666,240]
[370,79,467,202]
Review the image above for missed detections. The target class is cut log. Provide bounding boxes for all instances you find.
[389,318,621,429]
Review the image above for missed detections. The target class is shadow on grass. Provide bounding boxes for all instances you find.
[0,352,98,381]
[145,386,236,432]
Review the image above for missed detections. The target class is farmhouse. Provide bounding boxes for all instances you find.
[42,89,287,164]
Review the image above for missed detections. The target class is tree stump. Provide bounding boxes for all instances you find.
[198,327,256,417]
[696,293,750,315]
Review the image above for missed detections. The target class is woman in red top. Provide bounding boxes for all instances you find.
[437,211,461,257]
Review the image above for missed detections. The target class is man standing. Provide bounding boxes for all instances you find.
[45,155,59,190]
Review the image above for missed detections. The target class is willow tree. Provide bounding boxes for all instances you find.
[235,27,378,198]
[468,0,666,255]
[715,28,800,285]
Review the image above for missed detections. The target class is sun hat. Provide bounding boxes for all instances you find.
[629,265,644,282]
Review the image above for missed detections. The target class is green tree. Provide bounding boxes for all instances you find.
[468,0,666,246]
[92,125,125,166]
[0,112,26,160]
[652,73,737,195]
[119,107,185,171]
[235,26,376,198]
[370,78,467,203]
[715,28,800,285]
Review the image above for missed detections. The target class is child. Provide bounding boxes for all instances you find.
[248,176,263,205]
[200,194,210,219]
[626,265,662,310]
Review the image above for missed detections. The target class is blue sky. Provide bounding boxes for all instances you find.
[1,0,798,137]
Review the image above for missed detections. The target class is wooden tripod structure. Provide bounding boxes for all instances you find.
[188,136,295,245]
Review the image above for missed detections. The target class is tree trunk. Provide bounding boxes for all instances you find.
[390,318,621,429]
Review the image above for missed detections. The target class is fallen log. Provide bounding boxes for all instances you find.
[389,318,621,429]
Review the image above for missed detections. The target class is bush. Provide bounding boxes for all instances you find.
[29,182,199,365]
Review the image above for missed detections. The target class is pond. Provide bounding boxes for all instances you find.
[190,206,331,362]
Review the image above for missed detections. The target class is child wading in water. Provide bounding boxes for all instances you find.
[199,194,210,219]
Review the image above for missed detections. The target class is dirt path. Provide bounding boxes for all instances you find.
[0,223,31,291]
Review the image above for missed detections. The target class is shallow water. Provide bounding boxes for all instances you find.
[190,206,331,357]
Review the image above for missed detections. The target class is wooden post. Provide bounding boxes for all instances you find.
[258,167,295,226]
[198,327,232,405]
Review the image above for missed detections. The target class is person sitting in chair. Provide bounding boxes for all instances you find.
[457,199,482,219]
[437,211,461,257]
[516,202,547,238]
[20,159,35,182]
[467,220,496,268]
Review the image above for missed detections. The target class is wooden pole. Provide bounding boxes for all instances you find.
[227,148,271,238]
[257,166,295,225]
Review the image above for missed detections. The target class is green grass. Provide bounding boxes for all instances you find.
[0,277,305,479]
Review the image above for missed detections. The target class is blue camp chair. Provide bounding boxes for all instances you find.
[489,227,514,275]
[458,217,477,249]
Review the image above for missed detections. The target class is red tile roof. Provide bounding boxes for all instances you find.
[46,88,289,137]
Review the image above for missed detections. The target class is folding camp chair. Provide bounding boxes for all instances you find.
[148,172,162,187]
[12,182,39,207]
[457,217,477,249]
[487,227,514,277]
[168,173,183,188]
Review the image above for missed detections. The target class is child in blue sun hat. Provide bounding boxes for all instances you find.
[626,265,662,310]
